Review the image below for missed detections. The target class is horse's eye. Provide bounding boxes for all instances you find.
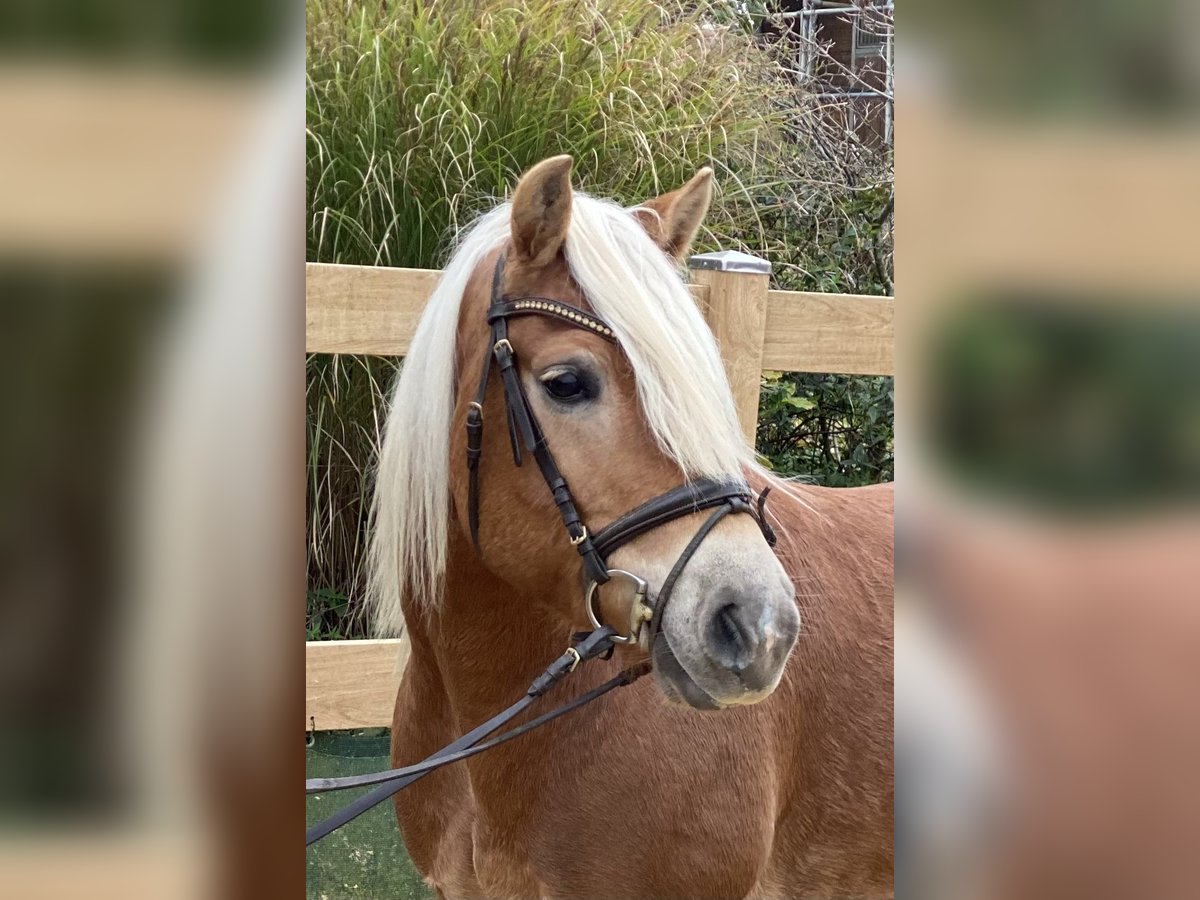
[542,370,588,401]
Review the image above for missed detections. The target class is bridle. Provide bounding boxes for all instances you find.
[305,248,777,846]
[467,250,776,647]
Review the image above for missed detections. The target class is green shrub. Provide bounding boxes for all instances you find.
[757,372,894,486]
[755,182,894,486]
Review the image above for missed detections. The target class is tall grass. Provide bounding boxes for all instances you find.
[307,0,799,267]
[306,354,398,638]
[306,0,804,634]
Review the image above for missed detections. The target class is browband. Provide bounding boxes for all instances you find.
[488,298,617,342]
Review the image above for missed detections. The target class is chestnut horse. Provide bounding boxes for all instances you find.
[369,157,893,899]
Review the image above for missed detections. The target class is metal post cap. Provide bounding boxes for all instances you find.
[687,249,772,274]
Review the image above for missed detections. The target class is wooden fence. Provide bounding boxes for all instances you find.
[305,250,893,732]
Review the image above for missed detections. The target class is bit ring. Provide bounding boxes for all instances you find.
[584,569,651,644]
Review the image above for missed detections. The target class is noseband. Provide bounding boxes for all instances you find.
[466,251,777,646]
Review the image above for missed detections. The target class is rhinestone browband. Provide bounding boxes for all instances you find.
[489,297,618,342]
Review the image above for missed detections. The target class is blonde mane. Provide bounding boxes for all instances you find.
[368,195,758,635]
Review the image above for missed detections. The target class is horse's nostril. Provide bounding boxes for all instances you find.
[708,602,757,673]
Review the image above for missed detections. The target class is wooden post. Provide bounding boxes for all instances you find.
[688,250,772,445]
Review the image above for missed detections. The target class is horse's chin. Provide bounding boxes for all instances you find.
[651,633,726,711]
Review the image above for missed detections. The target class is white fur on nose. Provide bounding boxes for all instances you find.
[761,622,781,658]
[611,520,797,705]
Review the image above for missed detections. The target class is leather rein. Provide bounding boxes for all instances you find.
[305,250,776,846]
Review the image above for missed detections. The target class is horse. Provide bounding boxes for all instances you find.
[368,156,893,899]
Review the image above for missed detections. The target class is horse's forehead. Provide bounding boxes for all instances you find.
[501,253,589,308]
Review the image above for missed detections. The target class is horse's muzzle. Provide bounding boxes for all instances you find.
[654,581,800,709]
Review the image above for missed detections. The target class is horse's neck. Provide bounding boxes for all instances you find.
[410,532,569,727]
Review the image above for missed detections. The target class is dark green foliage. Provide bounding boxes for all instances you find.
[754,182,894,487]
[306,587,350,641]
[757,373,894,485]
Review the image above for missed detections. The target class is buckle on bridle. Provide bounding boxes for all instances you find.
[584,569,652,645]
[563,646,582,672]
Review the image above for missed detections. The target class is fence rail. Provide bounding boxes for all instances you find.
[307,639,408,732]
[305,251,893,730]
[305,262,894,384]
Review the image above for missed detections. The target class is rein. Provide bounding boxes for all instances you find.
[306,627,642,846]
[305,249,776,847]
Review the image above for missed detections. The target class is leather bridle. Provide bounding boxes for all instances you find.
[466,250,776,647]
[305,248,779,847]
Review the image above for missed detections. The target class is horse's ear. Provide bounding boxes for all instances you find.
[510,155,574,267]
[633,168,714,261]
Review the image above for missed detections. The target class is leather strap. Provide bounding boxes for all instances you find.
[591,480,754,558]
[465,257,508,550]
[307,660,651,796]
[305,627,631,846]
[647,502,740,642]
[488,298,617,342]
[467,252,615,585]
[494,335,611,584]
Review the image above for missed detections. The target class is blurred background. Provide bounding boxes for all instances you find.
[898,1,1199,899]
[0,1,299,898]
